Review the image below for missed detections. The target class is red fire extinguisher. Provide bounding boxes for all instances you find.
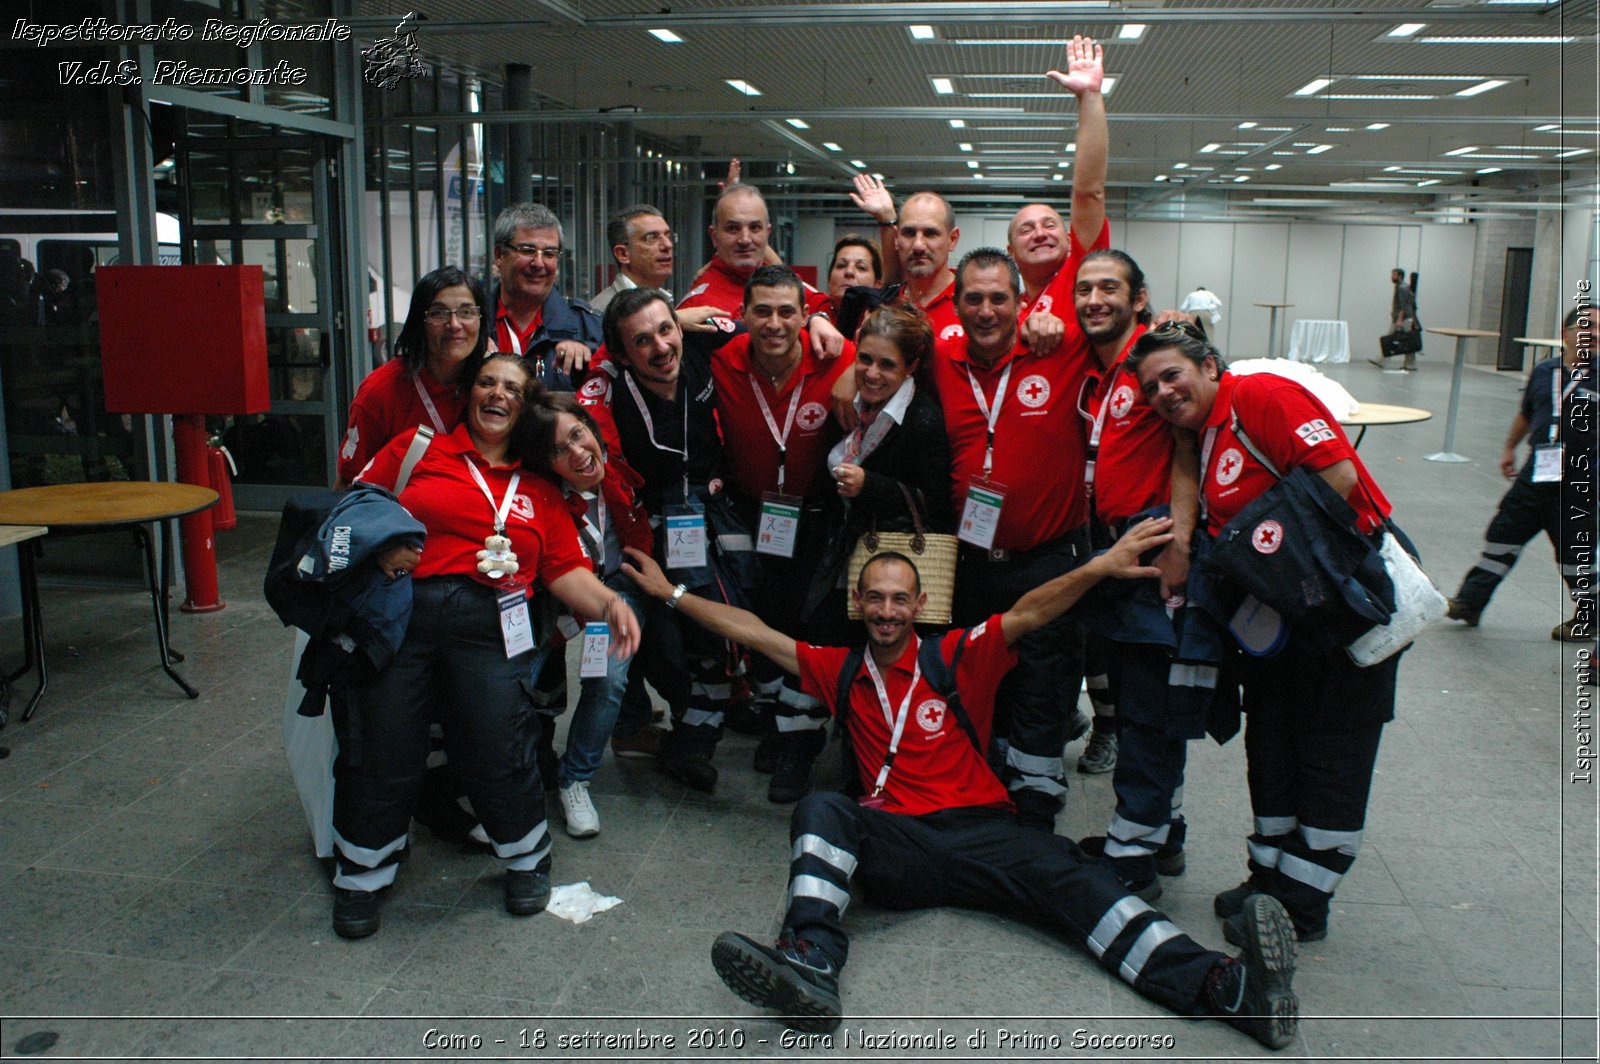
[207,441,238,532]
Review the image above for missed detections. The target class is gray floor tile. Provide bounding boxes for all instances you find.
[35,806,235,879]
[226,892,449,985]
[67,880,299,966]
[0,796,114,866]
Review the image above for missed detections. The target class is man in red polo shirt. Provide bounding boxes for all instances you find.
[846,182,965,344]
[618,522,1301,1051]
[935,248,1099,831]
[711,264,853,800]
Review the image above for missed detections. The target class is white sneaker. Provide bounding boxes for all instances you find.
[558,781,600,838]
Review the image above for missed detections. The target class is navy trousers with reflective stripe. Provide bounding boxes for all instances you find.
[783,791,1222,1014]
[1454,475,1595,616]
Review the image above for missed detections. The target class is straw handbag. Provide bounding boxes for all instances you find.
[846,484,958,624]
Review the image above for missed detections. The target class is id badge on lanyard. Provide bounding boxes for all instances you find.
[665,503,707,569]
[958,478,1007,551]
[757,492,803,558]
[498,588,535,658]
[579,621,611,678]
[1531,444,1563,484]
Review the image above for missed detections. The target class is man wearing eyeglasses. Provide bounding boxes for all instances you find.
[591,205,676,313]
[490,203,603,392]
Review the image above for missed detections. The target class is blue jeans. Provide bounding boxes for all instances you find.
[558,574,643,786]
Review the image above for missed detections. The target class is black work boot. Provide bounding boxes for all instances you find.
[1206,894,1299,1050]
[712,931,842,1033]
[768,729,827,804]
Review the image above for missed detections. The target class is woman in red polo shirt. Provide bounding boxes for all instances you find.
[333,353,639,940]
[1129,324,1399,946]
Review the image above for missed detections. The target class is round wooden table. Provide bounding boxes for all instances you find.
[0,481,219,721]
[1339,403,1432,448]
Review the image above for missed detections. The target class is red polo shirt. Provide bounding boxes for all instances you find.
[795,616,1017,816]
[1084,324,1176,525]
[338,358,466,485]
[916,280,965,345]
[1202,372,1391,536]
[358,424,587,591]
[678,257,830,317]
[1017,217,1112,328]
[493,295,543,357]
[932,335,1094,551]
[711,331,852,503]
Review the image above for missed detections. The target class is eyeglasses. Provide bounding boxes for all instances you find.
[636,230,677,246]
[549,423,593,462]
[1148,319,1207,342]
[500,243,562,261]
[423,305,482,323]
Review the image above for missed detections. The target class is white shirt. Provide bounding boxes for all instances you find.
[1179,288,1224,325]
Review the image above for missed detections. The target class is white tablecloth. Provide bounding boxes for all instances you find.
[1286,319,1350,364]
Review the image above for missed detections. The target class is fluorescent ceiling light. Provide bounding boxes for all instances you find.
[1052,173,1064,181]
[1418,35,1572,44]
[1540,128,1600,135]
[1154,174,1168,182]
[1385,165,1403,171]
[1102,77,1118,94]
[958,142,973,151]
[1387,23,1426,38]
[849,159,867,168]
[1325,94,1434,101]
[931,77,956,94]
[1367,123,1391,130]
[949,119,966,128]
[822,142,842,152]
[873,172,885,180]
[1558,148,1591,157]
[1118,23,1147,40]
[786,118,810,129]
[1294,78,1333,96]
[1456,79,1508,97]
[1477,166,1503,173]
[1057,161,1071,168]
[1395,168,1464,175]
[1238,121,1258,129]
[647,28,684,43]
[1444,146,1479,156]
[967,160,980,169]
[1235,175,1251,182]
[1417,179,1441,186]
[1200,143,1221,153]
[1535,123,1558,131]
[909,25,936,40]
[1173,162,1189,169]
[1325,127,1353,133]
[987,165,1051,170]
[725,79,762,96]
[1306,144,1335,154]
[1264,163,1283,170]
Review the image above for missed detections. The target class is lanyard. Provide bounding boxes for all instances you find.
[574,488,608,573]
[862,642,922,798]
[750,373,805,493]
[965,361,1013,477]
[463,457,521,534]
[1198,425,1220,524]
[498,310,545,378]
[1552,365,1583,444]
[411,373,449,434]
[624,371,693,500]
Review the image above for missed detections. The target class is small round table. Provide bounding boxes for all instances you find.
[1338,403,1432,449]
[1255,302,1295,359]
[0,481,219,721]
[1424,326,1501,463]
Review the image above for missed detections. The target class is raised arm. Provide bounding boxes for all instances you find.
[1047,34,1107,252]
[622,546,800,674]
[1000,517,1171,647]
[849,174,901,282]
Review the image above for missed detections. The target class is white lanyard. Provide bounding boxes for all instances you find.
[750,373,805,493]
[1198,425,1220,524]
[1552,366,1582,444]
[624,371,692,499]
[464,457,521,534]
[965,362,1013,477]
[499,311,546,376]
[862,642,922,797]
[411,373,448,434]
[1087,368,1120,451]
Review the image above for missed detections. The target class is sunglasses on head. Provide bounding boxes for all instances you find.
[1148,319,1207,342]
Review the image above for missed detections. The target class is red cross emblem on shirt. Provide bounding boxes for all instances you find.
[1016,373,1051,408]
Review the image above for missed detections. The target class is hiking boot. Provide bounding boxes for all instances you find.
[1078,834,1186,877]
[504,869,551,916]
[1206,894,1299,1050]
[1554,616,1592,642]
[333,888,381,939]
[1076,729,1117,774]
[557,780,600,838]
[1445,599,1481,627]
[768,750,815,804]
[1224,911,1327,946]
[657,753,718,793]
[753,729,781,774]
[610,725,664,759]
[711,931,842,1033]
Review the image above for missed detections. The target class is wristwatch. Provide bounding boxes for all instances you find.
[665,583,688,609]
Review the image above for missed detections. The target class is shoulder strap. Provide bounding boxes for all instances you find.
[834,646,865,734]
[1228,411,1282,480]
[392,425,435,494]
[918,633,982,753]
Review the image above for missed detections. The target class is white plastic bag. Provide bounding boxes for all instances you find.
[282,628,337,858]
[1346,531,1447,666]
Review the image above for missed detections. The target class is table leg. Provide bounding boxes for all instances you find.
[15,538,48,722]
[1426,337,1472,463]
[1352,426,1370,449]
[1267,307,1281,359]
[136,524,198,698]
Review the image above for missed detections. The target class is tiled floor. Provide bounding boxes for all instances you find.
[1,354,1596,1062]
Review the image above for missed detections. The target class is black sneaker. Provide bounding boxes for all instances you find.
[1078,834,1186,877]
[1446,599,1481,627]
[504,869,551,916]
[657,754,718,793]
[1206,894,1299,1050]
[711,931,842,1033]
[333,888,381,939]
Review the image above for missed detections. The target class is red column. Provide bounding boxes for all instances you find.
[173,414,225,612]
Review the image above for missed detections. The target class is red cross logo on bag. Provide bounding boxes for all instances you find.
[1252,519,1284,554]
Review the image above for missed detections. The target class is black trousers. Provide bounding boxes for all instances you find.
[954,531,1089,827]
[1454,474,1595,616]
[332,577,549,891]
[782,791,1223,1015]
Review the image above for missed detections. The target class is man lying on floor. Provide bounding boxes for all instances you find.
[620,517,1299,1050]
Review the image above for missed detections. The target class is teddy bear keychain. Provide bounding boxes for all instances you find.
[477,533,519,580]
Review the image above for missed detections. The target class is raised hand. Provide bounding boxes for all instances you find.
[1046,34,1104,97]
[850,174,897,225]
